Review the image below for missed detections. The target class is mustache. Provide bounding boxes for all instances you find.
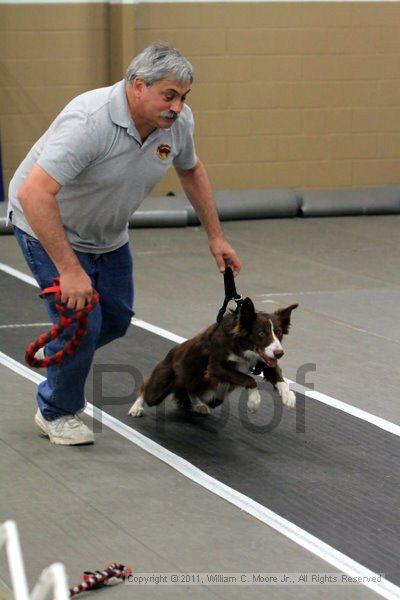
[160,110,179,121]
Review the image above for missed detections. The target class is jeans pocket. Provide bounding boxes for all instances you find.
[14,227,58,289]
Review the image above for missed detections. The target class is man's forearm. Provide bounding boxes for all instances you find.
[17,163,94,309]
[18,191,81,275]
[175,159,241,275]
[176,160,223,240]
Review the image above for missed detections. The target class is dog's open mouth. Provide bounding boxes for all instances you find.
[257,350,278,368]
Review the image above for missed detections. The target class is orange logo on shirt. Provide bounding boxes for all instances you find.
[156,144,171,160]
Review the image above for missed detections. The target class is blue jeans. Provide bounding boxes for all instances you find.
[14,227,134,420]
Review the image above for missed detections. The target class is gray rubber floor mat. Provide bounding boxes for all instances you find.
[1,270,399,589]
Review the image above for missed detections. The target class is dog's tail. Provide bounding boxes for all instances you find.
[141,357,174,406]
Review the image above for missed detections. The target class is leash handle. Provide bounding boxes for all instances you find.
[216,267,243,323]
[25,277,100,368]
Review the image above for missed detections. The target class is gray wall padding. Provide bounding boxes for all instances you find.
[214,188,300,220]
[300,186,400,217]
[129,195,190,228]
[129,188,300,228]
[2,185,400,233]
[0,203,12,234]
[0,219,12,234]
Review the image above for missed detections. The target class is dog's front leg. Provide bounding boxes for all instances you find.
[260,363,296,409]
[247,388,261,413]
[276,381,296,408]
[209,362,260,413]
[189,394,211,415]
[128,394,145,417]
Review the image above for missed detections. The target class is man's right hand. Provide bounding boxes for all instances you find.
[59,266,94,311]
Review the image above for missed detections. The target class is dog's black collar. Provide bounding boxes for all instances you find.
[216,267,243,323]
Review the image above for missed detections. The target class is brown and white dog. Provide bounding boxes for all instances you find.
[128,298,298,417]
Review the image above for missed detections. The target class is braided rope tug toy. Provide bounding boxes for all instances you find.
[25,277,100,368]
[69,563,132,597]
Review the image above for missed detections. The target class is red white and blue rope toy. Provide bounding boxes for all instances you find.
[25,277,100,368]
[69,563,132,597]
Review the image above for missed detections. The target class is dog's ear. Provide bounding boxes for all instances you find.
[274,303,298,335]
[239,297,257,330]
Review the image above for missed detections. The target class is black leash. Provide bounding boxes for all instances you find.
[216,267,243,323]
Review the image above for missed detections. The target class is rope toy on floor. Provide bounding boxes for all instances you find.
[69,563,132,597]
[25,277,100,368]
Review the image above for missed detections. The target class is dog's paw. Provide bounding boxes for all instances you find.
[277,382,296,409]
[128,397,144,417]
[247,389,261,413]
[128,405,144,417]
[193,403,211,415]
[283,390,296,409]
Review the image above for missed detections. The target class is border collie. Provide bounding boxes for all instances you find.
[128,298,298,417]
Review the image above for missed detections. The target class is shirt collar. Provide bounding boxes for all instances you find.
[109,80,132,129]
[109,80,170,144]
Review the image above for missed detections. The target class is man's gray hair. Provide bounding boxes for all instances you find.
[125,42,194,86]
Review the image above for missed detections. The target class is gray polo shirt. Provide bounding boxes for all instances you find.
[8,80,197,253]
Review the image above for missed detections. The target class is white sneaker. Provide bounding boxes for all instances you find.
[35,410,94,445]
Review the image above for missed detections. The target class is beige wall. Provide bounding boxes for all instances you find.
[0,3,110,191]
[1,2,400,195]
